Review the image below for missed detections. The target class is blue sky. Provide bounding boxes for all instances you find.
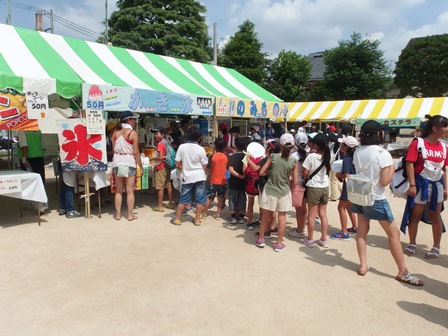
[1,0,448,68]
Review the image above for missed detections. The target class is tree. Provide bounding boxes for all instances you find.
[107,0,211,63]
[394,34,448,97]
[218,20,268,86]
[321,32,390,100]
[266,50,311,101]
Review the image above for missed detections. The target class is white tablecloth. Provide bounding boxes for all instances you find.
[0,170,48,203]
[63,170,111,191]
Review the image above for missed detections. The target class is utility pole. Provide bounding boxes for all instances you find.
[213,22,218,66]
[6,0,11,25]
[105,0,108,44]
[50,10,54,33]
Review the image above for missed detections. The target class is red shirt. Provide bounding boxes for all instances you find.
[406,138,448,174]
[156,140,167,170]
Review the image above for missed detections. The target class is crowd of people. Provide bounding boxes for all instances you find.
[107,112,448,287]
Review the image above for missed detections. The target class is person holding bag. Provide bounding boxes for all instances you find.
[352,120,423,286]
[112,111,143,221]
[302,133,331,248]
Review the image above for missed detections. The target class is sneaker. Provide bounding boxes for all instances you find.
[228,216,237,224]
[288,230,306,238]
[330,231,350,240]
[274,243,286,252]
[347,227,358,235]
[255,231,271,238]
[58,210,66,216]
[66,210,82,218]
[270,228,278,235]
[303,239,315,248]
[251,220,260,226]
[315,217,321,225]
[256,238,266,248]
[247,221,258,231]
[315,239,329,248]
[237,217,246,224]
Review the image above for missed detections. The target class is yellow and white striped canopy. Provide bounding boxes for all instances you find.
[287,97,448,121]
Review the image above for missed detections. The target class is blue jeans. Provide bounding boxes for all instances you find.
[351,199,394,222]
[59,179,75,212]
[179,181,207,205]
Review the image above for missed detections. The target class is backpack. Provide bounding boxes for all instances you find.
[390,137,446,198]
[346,147,383,207]
[329,142,340,164]
[245,156,262,195]
[161,139,176,170]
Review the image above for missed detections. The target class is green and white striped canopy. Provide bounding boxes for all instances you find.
[0,24,280,102]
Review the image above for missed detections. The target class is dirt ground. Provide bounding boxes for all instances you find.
[0,168,447,336]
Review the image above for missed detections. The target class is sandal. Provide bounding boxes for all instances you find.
[193,219,201,226]
[424,247,440,259]
[127,215,138,221]
[395,272,424,286]
[163,203,174,210]
[170,218,181,226]
[151,206,164,212]
[404,244,417,256]
[212,214,222,221]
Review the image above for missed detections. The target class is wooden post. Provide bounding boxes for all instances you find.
[84,172,90,219]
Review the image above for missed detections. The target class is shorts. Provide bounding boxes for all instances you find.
[259,189,291,212]
[306,186,329,205]
[351,199,394,221]
[179,181,206,205]
[228,189,246,212]
[207,183,227,199]
[113,166,137,177]
[155,167,171,190]
[414,182,444,204]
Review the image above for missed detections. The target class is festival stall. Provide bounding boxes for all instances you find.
[286,97,448,122]
[0,23,281,216]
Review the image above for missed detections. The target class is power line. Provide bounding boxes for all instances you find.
[0,0,102,38]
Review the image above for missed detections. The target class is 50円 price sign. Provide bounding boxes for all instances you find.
[0,177,21,195]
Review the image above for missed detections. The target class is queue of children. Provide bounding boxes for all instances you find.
[109,114,448,287]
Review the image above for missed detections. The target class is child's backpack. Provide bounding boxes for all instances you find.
[245,156,262,195]
[346,147,383,207]
[390,137,425,199]
[161,139,176,170]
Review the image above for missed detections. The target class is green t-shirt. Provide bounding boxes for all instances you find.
[17,132,44,158]
[265,154,296,197]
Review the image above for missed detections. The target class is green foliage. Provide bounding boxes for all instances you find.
[320,32,390,100]
[394,34,448,97]
[107,0,211,63]
[218,20,268,86]
[266,50,311,101]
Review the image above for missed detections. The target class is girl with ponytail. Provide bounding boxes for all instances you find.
[256,134,298,252]
[302,133,331,248]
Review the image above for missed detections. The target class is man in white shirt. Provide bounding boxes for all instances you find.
[171,126,208,226]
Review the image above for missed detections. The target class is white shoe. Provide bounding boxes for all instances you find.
[288,230,306,238]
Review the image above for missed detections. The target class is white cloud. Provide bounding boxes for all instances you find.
[210,0,445,63]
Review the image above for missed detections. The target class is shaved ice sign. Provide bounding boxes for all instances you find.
[57,119,107,172]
